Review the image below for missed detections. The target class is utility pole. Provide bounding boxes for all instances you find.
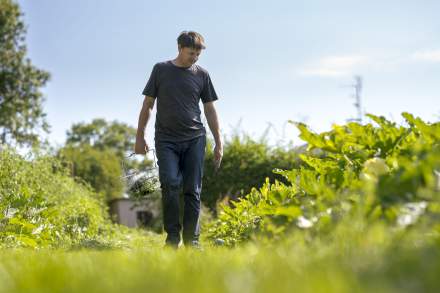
[353,75,363,123]
[341,75,363,123]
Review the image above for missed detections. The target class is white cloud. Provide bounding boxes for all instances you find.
[298,55,369,77]
[295,50,440,79]
[412,50,440,62]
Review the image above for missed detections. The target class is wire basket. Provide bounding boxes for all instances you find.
[120,149,161,200]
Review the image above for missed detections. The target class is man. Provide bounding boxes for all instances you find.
[135,31,223,249]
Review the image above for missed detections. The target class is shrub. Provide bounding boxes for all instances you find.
[0,147,118,248]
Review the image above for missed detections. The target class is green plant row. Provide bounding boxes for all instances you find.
[208,113,440,246]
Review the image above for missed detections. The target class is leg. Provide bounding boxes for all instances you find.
[181,135,206,245]
[155,140,182,247]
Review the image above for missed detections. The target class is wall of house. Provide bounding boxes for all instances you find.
[110,200,157,228]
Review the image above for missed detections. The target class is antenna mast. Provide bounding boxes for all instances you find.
[353,75,363,123]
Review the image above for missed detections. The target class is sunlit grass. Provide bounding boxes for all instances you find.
[1,224,440,293]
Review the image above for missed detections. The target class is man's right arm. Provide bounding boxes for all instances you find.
[135,96,156,154]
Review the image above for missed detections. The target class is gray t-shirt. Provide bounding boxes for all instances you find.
[142,60,218,142]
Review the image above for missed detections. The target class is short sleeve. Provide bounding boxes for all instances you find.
[200,72,218,104]
[142,64,159,98]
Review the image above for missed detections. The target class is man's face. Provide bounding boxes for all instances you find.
[179,46,202,66]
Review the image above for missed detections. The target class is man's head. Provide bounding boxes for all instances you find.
[176,31,206,67]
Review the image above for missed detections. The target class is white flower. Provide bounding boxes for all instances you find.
[397,201,428,227]
[363,158,389,176]
[297,216,314,229]
[5,208,18,219]
[32,225,44,235]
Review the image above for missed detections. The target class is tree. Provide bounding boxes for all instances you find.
[58,144,124,201]
[66,118,137,159]
[60,119,154,200]
[65,118,153,170]
[0,0,50,147]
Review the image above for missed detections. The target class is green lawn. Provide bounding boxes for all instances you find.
[1,227,439,293]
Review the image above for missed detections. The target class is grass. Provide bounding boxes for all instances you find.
[1,223,440,293]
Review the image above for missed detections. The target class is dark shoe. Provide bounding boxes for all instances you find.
[164,242,179,250]
[165,234,180,250]
[185,240,203,251]
[164,239,180,250]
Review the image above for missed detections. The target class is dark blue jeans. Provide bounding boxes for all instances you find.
[155,135,206,246]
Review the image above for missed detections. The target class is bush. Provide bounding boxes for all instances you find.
[202,132,301,213]
[0,146,125,248]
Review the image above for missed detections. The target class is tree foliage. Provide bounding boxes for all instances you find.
[57,144,124,201]
[0,0,50,147]
[65,118,136,159]
[59,118,153,200]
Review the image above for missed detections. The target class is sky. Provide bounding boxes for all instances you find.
[17,0,440,149]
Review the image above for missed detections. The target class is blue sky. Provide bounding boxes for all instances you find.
[18,0,440,148]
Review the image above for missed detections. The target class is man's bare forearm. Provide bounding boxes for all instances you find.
[205,107,222,146]
[136,98,153,138]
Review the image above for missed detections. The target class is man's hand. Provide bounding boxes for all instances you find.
[135,136,148,154]
[213,144,223,172]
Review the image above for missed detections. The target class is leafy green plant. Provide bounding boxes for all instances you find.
[208,113,440,246]
[203,132,301,213]
[0,146,137,248]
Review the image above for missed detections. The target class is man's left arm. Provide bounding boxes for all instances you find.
[203,101,223,170]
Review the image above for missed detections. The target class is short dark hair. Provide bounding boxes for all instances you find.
[177,31,206,50]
